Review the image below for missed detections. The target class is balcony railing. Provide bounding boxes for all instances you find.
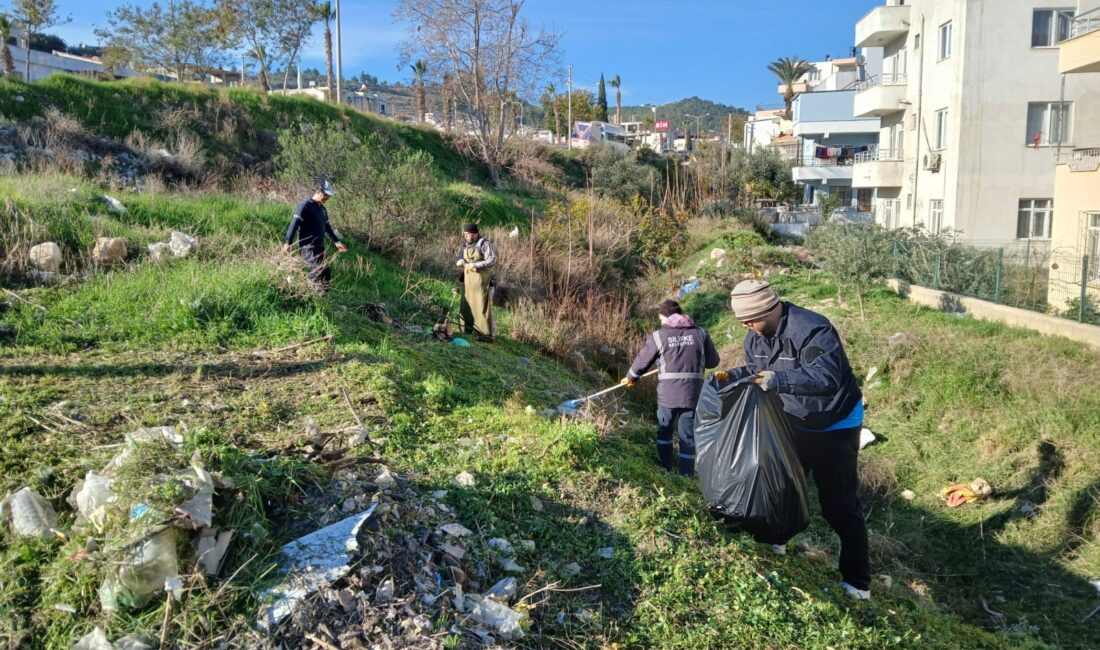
[1056,147,1100,171]
[850,72,907,92]
[855,147,904,163]
[1072,7,1100,38]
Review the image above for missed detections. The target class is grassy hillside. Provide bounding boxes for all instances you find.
[1,78,1097,649]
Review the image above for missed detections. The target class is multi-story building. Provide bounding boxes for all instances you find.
[854,0,1100,248]
[1048,2,1100,309]
[743,107,790,154]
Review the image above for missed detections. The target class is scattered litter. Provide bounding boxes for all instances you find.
[1088,579,1100,596]
[561,562,582,577]
[172,456,214,528]
[940,478,994,508]
[508,226,520,238]
[486,577,517,602]
[196,528,234,576]
[100,529,179,612]
[168,231,197,258]
[147,242,172,261]
[1,486,60,538]
[575,608,594,622]
[597,546,614,559]
[488,538,515,555]
[900,489,916,501]
[102,194,126,213]
[439,522,473,537]
[71,471,118,532]
[450,337,471,348]
[255,505,378,631]
[519,540,536,552]
[375,576,395,603]
[678,278,702,297]
[54,603,77,614]
[865,366,878,383]
[498,557,525,573]
[164,575,184,600]
[859,428,877,450]
[470,597,526,640]
[453,471,476,487]
[404,324,428,334]
[73,627,113,650]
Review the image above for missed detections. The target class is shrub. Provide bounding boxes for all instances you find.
[722,230,766,251]
[586,143,661,204]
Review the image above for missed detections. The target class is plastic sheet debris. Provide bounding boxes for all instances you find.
[451,337,471,348]
[256,504,378,632]
[100,528,180,612]
[196,528,234,576]
[470,597,526,640]
[1,486,60,538]
[71,471,118,532]
[498,557,525,573]
[73,628,154,650]
[597,546,614,560]
[678,278,702,297]
[172,456,214,529]
[486,577,517,602]
[939,478,994,508]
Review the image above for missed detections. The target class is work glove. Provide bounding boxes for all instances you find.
[455,259,466,267]
[620,377,636,389]
[713,370,729,382]
[465,263,478,273]
[753,371,777,392]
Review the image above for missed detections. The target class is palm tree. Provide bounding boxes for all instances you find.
[609,74,621,125]
[768,56,811,117]
[545,82,560,138]
[317,2,335,100]
[0,15,14,78]
[411,59,428,124]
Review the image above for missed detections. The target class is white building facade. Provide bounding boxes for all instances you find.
[854,0,1100,247]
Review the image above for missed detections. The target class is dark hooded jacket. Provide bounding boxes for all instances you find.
[725,302,861,432]
[628,313,720,408]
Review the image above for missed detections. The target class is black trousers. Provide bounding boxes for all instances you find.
[301,246,331,286]
[789,426,871,591]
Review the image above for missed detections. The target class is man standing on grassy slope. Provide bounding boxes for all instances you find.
[283,180,347,288]
[714,279,870,600]
[622,299,720,476]
[455,222,497,342]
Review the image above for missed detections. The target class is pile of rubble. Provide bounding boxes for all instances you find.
[251,466,542,648]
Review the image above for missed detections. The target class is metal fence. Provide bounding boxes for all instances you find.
[887,237,1096,324]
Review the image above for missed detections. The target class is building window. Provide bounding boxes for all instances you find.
[938,21,952,60]
[857,188,874,212]
[1032,9,1075,47]
[934,108,948,150]
[1088,213,1100,281]
[1026,101,1071,146]
[1017,199,1053,239]
[808,68,821,82]
[834,186,854,207]
[929,199,943,233]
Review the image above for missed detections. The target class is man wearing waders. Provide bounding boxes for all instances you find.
[283,180,346,288]
[621,299,719,476]
[455,222,497,342]
[714,279,870,600]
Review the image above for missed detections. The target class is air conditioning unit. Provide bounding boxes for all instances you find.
[923,153,942,171]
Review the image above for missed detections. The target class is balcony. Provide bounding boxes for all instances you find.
[852,73,908,117]
[1060,8,1100,74]
[1055,147,1100,172]
[777,81,810,96]
[855,4,911,48]
[792,157,855,183]
[853,148,905,188]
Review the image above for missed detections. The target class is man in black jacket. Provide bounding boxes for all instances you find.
[283,180,347,288]
[622,299,720,476]
[715,279,870,600]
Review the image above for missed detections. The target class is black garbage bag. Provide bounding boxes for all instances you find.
[694,378,810,544]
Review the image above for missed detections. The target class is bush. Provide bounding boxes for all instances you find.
[722,230,766,251]
[586,143,661,204]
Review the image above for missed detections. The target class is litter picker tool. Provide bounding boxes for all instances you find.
[557,369,658,416]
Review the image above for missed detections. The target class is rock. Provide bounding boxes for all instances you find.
[524,405,536,416]
[876,574,893,589]
[710,247,727,260]
[488,538,515,556]
[92,237,128,264]
[440,542,466,560]
[439,523,473,537]
[168,231,197,258]
[147,242,172,261]
[498,557,525,573]
[597,546,614,560]
[529,496,544,512]
[102,195,126,213]
[453,471,476,488]
[375,469,396,489]
[716,257,727,268]
[900,489,916,501]
[470,597,525,640]
[486,577,517,602]
[561,562,581,577]
[335,588,356,613]
[28,242,63,272]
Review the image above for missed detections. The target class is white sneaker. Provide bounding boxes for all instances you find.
[771,544,787,556]
[839,581,871,600]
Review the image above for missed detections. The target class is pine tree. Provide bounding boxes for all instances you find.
[596,72,608,122]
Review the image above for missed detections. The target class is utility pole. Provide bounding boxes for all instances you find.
[335,0,343,105]
[567,64,573,149]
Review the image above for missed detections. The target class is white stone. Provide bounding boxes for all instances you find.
[710,247,727,260]
[91,237,128,264]
[453,471,476,488]
[147,242,172,261]
[168,231,197,258]
[488,538,515,555]
[28,242,62,272]
[438,523,473,537]
[900,489,916,501]
[102,195,126,213]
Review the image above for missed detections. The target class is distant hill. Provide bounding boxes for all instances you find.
[618,96,750,138]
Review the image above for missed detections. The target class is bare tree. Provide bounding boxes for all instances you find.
[237,0,312,93]
[395,0,560,184]
[279,1,320,90]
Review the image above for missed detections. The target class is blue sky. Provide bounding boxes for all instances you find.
[49,0,879,109]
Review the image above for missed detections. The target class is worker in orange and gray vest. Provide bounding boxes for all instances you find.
[455,222,498,341]
[621,299,720,475]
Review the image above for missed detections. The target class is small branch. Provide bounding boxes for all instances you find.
[1082,603,1100,623]
[3,287,44,310]
[304,632,341,650]
[517,581,601,605]
[267,334,333,355]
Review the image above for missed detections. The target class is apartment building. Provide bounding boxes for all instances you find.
[1048,2,1100,309]
[853,0,1100,247]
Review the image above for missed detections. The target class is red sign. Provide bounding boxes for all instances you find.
[655,120,670,132]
